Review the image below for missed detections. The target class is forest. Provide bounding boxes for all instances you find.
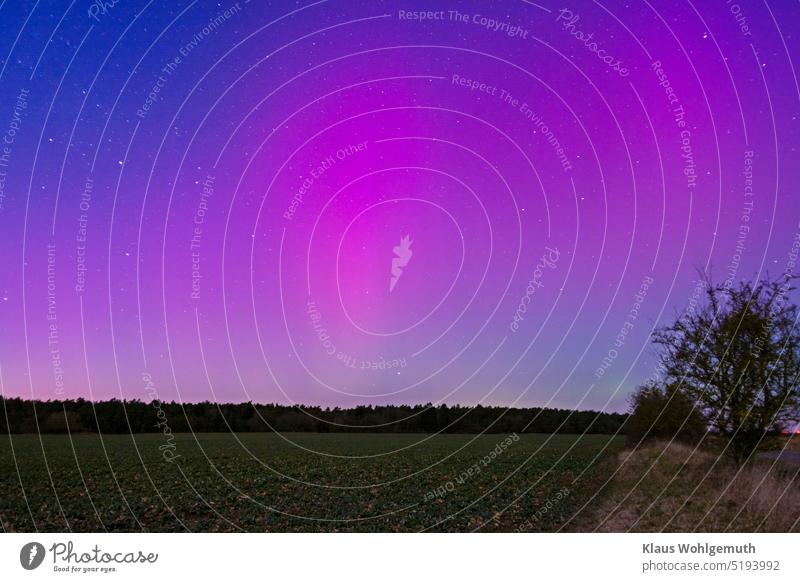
[0,397,627,435]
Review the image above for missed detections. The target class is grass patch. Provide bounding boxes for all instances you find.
[583,441,800,532]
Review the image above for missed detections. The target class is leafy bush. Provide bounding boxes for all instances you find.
[625,383,706,446]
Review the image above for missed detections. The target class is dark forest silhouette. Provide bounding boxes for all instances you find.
[0,397,626,435]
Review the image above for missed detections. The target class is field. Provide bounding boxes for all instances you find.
[0,433,622,532]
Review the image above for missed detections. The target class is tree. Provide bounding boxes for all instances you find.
[625,382,706,446]
[653,275,800,462]
[44,410,86,434]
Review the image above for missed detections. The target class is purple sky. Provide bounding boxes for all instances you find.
[0,0,798,412]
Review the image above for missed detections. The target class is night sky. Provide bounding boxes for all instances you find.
[0,0,798,412]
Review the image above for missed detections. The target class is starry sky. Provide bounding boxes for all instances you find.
[0,0,798,412]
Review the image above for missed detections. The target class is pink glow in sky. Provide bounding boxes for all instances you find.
[0,0,798,412]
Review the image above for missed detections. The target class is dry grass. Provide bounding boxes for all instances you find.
[781,433,800,452]
[583,441,800,532]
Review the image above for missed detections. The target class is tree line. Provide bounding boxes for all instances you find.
[0,397,627,435]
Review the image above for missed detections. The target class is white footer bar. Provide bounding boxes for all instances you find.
[1,533,797,581]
